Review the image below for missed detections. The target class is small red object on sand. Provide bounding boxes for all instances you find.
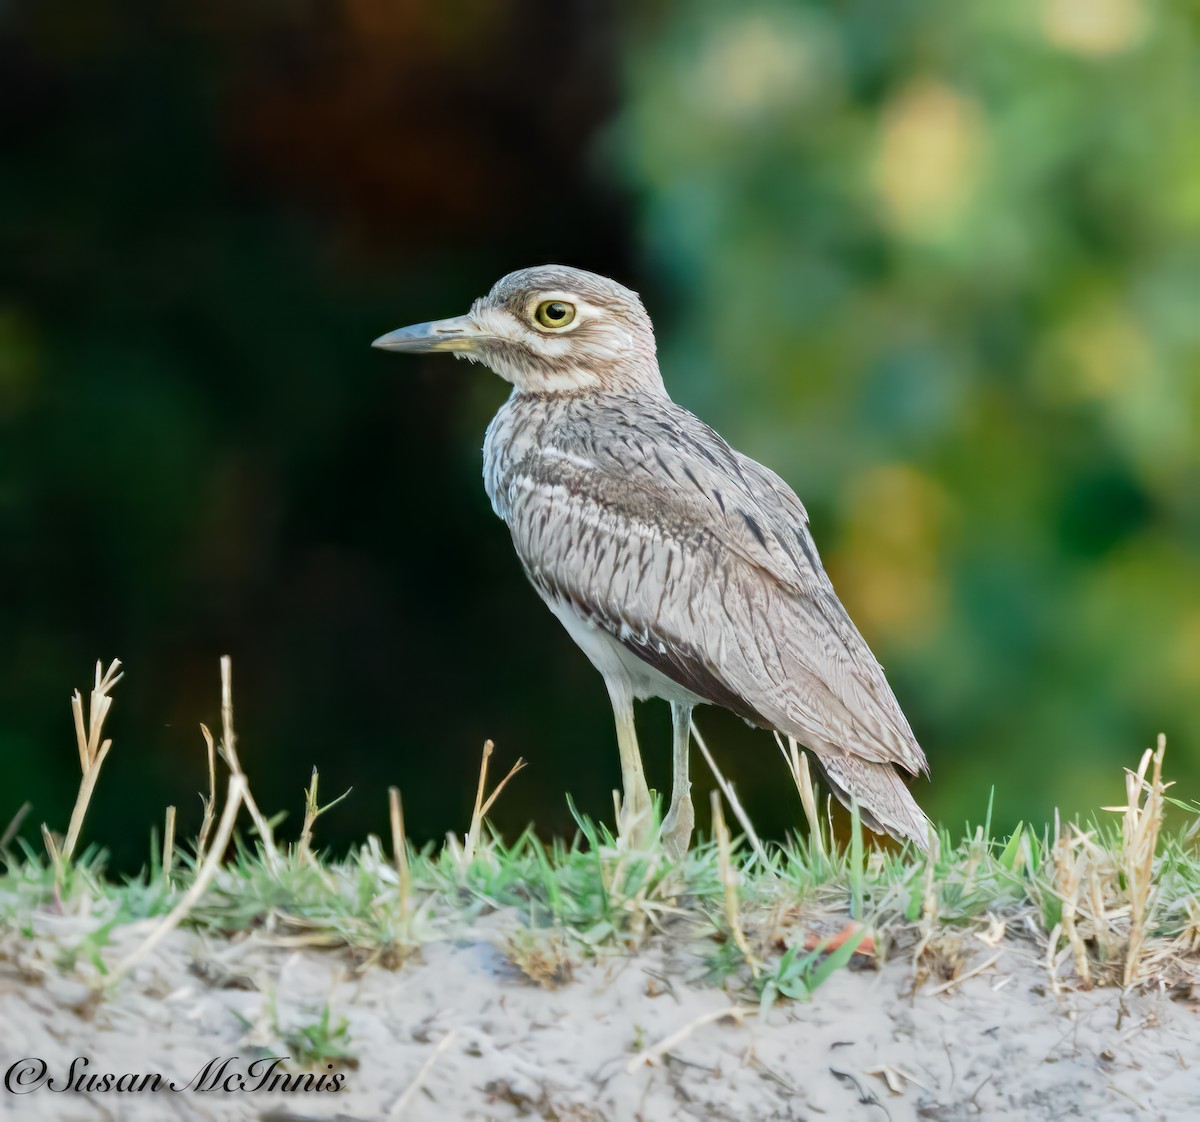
[803,921,875,957]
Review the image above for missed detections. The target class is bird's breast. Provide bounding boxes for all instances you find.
[482,394,604,521]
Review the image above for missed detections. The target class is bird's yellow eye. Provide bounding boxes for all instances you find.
[534,300,576,329]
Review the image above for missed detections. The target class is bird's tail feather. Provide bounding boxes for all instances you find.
[816,752,932,852]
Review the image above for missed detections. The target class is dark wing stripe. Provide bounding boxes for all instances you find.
[542,580,769,726]
[740,511,769,550]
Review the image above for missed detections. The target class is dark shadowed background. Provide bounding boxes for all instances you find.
[3,0,1198,868]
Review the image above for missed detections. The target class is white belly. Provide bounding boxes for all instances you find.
[544,595,706,706]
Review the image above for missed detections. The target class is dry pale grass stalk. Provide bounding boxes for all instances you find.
[1046,820,1121,987]
[462,740,526,867]
[625,1005,756,1073]
[208,655,281,873]
[388,1030,457,1120]
[162,805,176,890]
[40,824,60,866]
[711,789,758,979]
[1041,738,1171,990]
[465,739,494,862]
[295,768,319,864]
[40,823,64,900]
[1178,897,1200,957]
[59,659,123,863]
[923,950,1004,997]
[1044,921,1065,997]
[388,786,411,922]
[692,721,771,872]
[296,768,352,863]
[919,827,938,923]
[298,768,320,860]
[108,774,246,988]
[0,800,31,854]
[908,829,944,975]
[774,732,826,860]
[865,1065,932,1095]
[1113,735,1168,988]
[1052,815,1093,989]
[195,723,218,863]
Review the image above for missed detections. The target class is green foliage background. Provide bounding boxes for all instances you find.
[2,0,1197,864]
[620,0,1200,828]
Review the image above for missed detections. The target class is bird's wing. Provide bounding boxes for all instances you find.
[498,405,927,777]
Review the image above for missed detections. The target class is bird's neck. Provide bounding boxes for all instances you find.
[514,360,670,400]
[477,338,668,398]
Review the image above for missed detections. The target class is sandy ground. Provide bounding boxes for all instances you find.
[2,911,1198,1122]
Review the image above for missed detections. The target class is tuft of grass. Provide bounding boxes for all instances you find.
[281,1003,357,1070]
[506,926,575,988]
[758,925,869,1009]
[1,657,1198,1015]
[234,992,358,1071]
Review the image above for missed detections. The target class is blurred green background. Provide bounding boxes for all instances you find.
[3,0,1198,868]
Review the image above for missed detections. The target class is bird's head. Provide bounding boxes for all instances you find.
[372,265,664,395]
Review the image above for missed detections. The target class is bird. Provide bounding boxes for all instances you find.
[372,265,930,856]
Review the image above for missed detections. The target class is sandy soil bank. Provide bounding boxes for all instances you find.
[2,911,1197,1122]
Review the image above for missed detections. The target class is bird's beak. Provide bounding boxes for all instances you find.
[371,314,486,354]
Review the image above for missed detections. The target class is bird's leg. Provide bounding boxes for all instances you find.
[604,676,652,848]
[660,702,695,859]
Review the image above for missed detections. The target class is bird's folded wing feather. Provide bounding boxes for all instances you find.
[500,408,927,777]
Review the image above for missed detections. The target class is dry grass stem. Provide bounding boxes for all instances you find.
[388,785,411,921]
[865,1064,932,1095]
[1116,735,1168,988]
[40,823,65,905]
[1052,819,1092,988]
[693,720,771,872]
[196,723,218,863]
[298,768,320,860]
[480,753,526,820]
[610,786,623,841]
[60,658,123,863]
[467,739,494,859]
[108,774,247,988]
[1045,922,1064,997]
[296,768,352,863]
[388,1030,457,1120]
[162,805,176,889]
[40,823,60,866]
[711,789,758,978]
[923,950,1004,997]
[0,801,31,854]
[463,740,526,867]
[625,1005,756,1073]
[910,829,941,969]
[212,655,281,873]
[775,732,826,860]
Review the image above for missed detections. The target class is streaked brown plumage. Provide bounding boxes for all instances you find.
[373,265,931,853]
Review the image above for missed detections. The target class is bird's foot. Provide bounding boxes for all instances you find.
[660,793,695,861]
